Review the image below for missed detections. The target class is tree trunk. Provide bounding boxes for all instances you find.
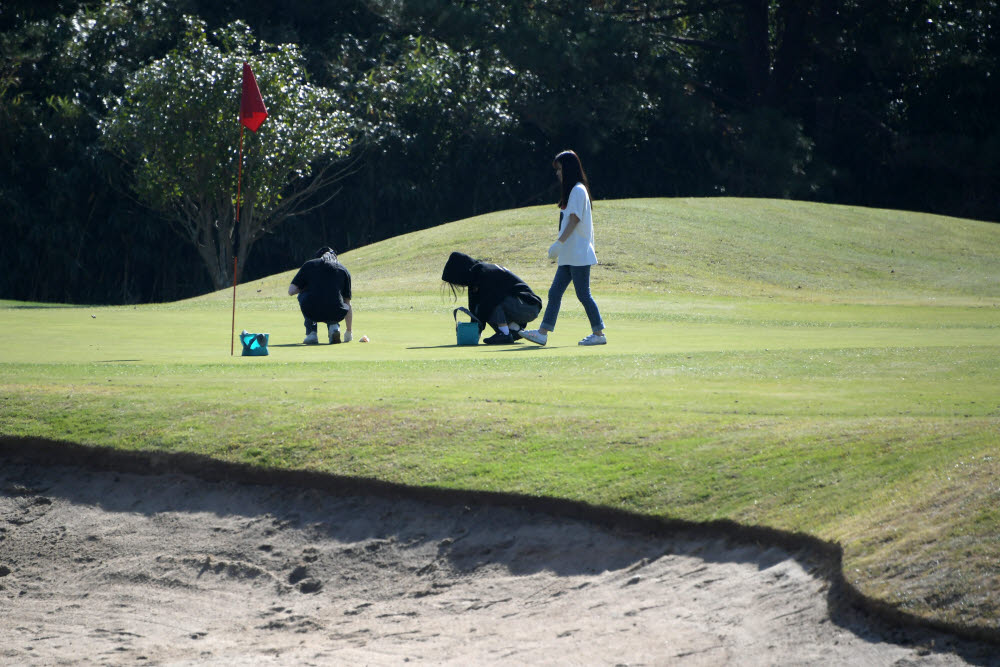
[739,0,771,106]
[771,2,813,105]
[189,208,235,292]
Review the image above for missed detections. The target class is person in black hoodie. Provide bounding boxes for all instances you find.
[288,247,353,344]
[441,252,542,345]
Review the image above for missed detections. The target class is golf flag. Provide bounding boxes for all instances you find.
[240,62,268,132]
[234,62,266,355]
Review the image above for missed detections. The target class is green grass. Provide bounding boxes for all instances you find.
[2,197,999,635]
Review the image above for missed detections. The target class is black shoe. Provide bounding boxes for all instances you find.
[483,332,515,345]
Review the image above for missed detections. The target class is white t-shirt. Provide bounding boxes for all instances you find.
[558,182,598,266]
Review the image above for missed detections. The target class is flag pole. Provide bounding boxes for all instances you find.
[229,124,243,357]
[234,61,268,355]
[231,256,238,356]
[232,124,244,356]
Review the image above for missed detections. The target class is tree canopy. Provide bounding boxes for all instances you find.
[1,0,996,304]
[101,18,352,289]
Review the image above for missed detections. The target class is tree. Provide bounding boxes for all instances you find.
[361,0,802,199]
[0,0,202,303]
[101,18,353,290]
[327,34,529,241]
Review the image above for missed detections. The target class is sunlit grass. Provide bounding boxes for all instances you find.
[2,197,999,634]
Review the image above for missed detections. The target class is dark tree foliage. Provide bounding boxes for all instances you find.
[1,0,996,304]
[1,0,207,303]
[101,19,354,291]
[819,1,1000,219]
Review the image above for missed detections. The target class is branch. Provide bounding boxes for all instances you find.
[666,35,739,53]
[266,153,363,221]
[599,1,742,24]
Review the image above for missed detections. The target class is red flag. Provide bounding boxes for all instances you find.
[240,62,268,132]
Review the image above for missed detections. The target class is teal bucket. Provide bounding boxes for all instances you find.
[240,331,269,356]
[453,308,481,346]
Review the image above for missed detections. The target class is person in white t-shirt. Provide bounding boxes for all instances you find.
[520,150,607,346]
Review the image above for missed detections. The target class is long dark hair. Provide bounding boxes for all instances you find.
[553,150,591,209]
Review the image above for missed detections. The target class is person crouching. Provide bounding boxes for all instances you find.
[441,251,541,345]
[288,246,353,344]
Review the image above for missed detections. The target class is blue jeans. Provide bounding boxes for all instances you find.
[541,264,604,333]
[489,295,541,330]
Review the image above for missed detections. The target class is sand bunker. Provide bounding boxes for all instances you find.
[1,455,995,665]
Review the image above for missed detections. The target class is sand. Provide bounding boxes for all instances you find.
[1,451,997,666]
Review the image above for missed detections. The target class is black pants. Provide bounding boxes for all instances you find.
[298,293,345,332]
[488,295,541,331]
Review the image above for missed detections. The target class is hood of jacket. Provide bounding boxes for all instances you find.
[441,251,478,286]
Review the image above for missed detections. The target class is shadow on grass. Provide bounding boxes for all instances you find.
[267,343,356,349]
[1,435,997,663]
[406,344,464,350]
[406,344,553,351]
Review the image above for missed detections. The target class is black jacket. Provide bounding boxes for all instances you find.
[291,252,352,322]
[442,252,541,331]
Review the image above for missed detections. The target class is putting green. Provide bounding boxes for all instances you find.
[2,197,999,636]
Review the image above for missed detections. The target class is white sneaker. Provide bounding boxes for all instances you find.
[343,331,353,343]
[520,329,547,346]
[303,331,319,345]
[578,333,607,346]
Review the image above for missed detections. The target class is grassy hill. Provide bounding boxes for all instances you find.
[2,197,999,638]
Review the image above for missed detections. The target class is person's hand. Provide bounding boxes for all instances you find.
[344,331,353,343]
[547,240,562,260]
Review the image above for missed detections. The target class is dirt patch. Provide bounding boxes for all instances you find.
[1,446,997,665]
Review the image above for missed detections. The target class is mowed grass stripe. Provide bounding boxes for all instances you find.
[2,197,999,634]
